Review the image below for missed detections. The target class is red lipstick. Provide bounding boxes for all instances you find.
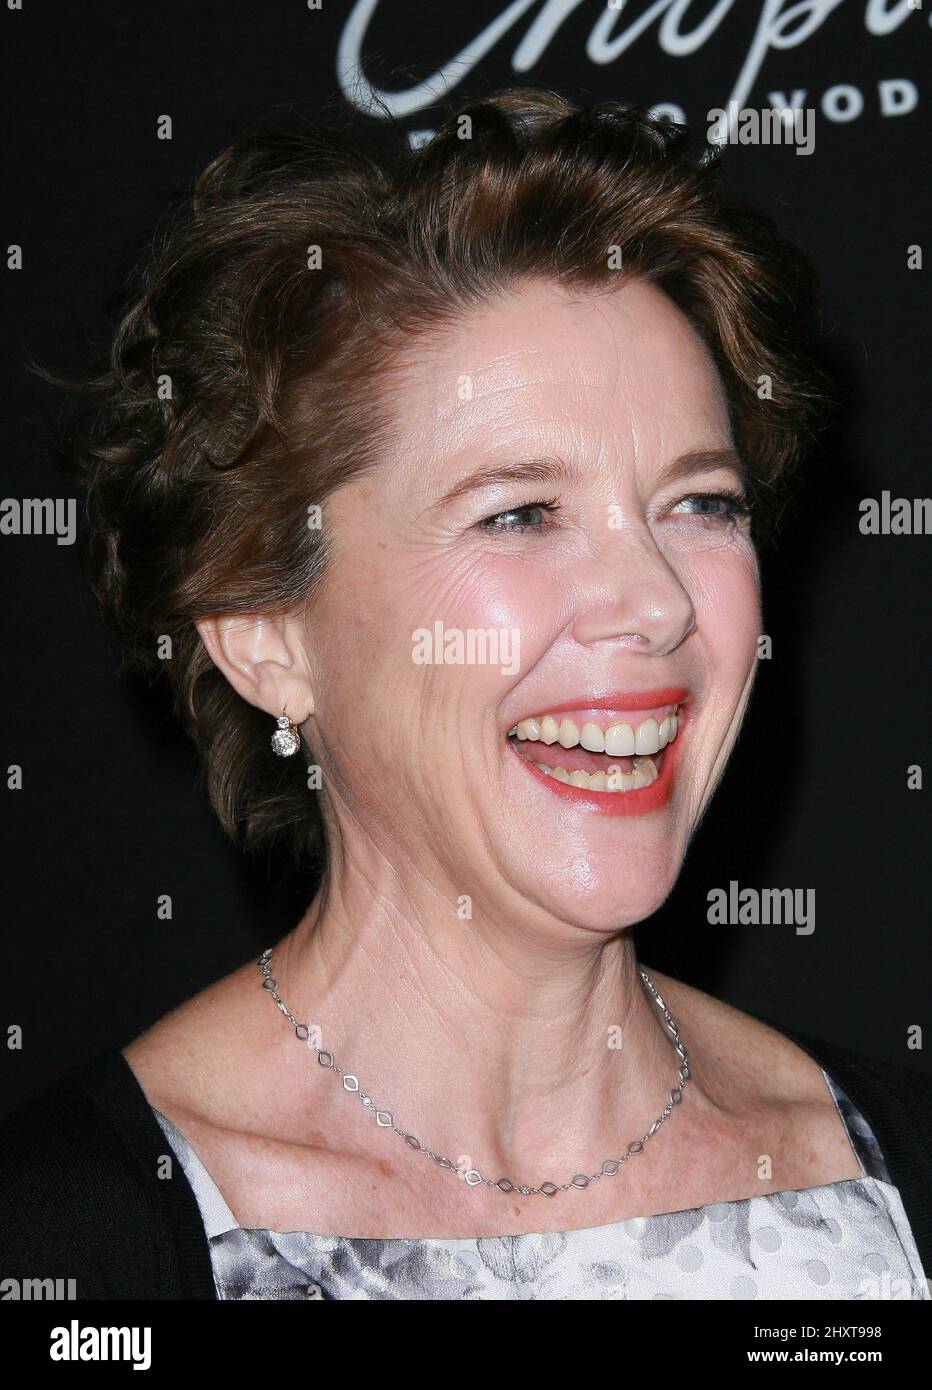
[518,687,689,719]
[507,691,689,817]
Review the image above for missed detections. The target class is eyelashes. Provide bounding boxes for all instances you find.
[669,490,752,522]
[477,498,562,533]
[477,491,752,534]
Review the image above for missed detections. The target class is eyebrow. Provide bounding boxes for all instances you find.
[430,448,747,510]
[656,448,747,489]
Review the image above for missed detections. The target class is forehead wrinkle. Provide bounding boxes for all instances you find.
[388,281,732,491]
[431,377,619,448]
[431,360,617,432]
[402,295,621,421]
[586,292,622,395]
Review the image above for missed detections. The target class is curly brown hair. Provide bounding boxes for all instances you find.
[39,87,833,869]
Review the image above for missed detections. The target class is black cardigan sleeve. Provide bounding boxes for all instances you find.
[0,1049,216,1300]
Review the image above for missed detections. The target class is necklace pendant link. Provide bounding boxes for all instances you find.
[258,948,690,1201]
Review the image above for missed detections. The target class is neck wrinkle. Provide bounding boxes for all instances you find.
[272,866,685,1173]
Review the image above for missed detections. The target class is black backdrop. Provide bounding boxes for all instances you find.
[2,0,930,1117]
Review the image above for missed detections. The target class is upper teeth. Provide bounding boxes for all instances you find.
[507,711,679,757]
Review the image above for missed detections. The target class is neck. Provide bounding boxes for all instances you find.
[272,849,687,1183]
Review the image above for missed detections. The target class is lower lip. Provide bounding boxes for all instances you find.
[507,717,686,817]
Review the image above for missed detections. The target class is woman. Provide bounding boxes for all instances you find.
[2,88,929,1302]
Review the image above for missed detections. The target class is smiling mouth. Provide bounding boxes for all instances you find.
[506,705,680,794]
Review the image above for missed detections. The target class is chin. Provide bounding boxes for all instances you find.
[506,836,686,935]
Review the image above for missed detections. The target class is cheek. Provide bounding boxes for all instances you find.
[447,553,563,635]
[688,541,761,671]
[370,543,563,652]
[313,548,561,752]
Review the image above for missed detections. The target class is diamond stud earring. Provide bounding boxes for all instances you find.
[271,707,300,758]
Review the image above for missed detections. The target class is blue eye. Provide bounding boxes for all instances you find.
[671,492,752,521]
[479,499,561,532]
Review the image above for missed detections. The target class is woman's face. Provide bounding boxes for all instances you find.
[306,277,761,930]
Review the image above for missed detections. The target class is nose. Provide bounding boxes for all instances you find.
[570,531,696,658]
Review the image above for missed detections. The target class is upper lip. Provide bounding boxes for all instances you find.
[508,687,689,725]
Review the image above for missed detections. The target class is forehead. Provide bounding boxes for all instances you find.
[390,276,731,456]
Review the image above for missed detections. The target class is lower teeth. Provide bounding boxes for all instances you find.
[521,754,659,792]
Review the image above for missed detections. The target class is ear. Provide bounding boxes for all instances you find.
[195,612,315,726]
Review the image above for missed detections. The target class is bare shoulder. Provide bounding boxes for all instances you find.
[122,957,277,1130]
[649,968,862,1185]
[649,969,829,1101]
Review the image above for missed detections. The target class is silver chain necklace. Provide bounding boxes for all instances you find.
[258,945,690,1198]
